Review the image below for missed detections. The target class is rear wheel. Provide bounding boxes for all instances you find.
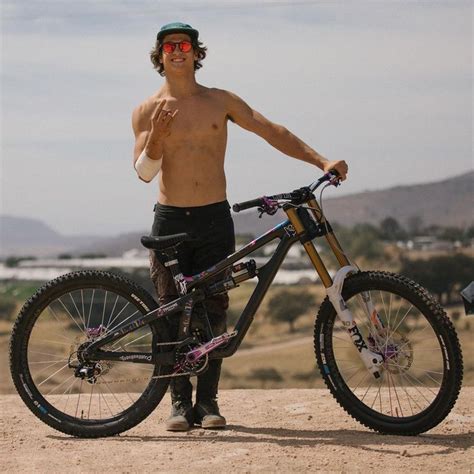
[10,271,172,438]
[314,271,463,435]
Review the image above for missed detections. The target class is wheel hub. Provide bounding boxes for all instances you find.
[382,333,413,374]
[69,328,112,383]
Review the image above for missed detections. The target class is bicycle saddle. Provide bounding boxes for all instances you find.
[141,233,194,251]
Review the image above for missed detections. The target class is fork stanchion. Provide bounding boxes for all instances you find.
[284,206,333,288]
[307,198,351,268]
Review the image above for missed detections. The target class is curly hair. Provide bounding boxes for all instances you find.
[150,38,207,76]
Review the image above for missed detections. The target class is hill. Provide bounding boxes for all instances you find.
[0,215,105,258]
[233,170,473,235]
[1,171,472,257]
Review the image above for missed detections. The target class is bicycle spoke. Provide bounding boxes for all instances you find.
[96,383,114,417]
[101,290,108,327]
[63,377,78,414]
[398,378,416,416]
[46,373,76,396]
[403,371,438,398]
[33,359,70,378]
[29,350,67,358]
[351,370,370,393]
[111,330,152,350]
[360,379,376,403]
[81,290,86,327]
[48,304,82,340]
[398,372,426,410]
[107,301,130,331]
[30,358,68,365]
[100,377,126,412]
[87,384,94,419]
[389,303,413,338]
[40,339,75,347]
[379,291,388,321]
[87,289,96,330]
[387,293,393,327]
[106,294,120,328]
[107,309,139,335]
[370,378,383,410]
[57,298,86,337]
[344,366,364,384]
[37,362,71,387]
[388,371,404,417]
[69,292,86,332]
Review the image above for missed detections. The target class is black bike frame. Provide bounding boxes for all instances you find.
[84,218,301,365]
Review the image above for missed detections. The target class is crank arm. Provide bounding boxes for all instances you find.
[326,266,384,378]
[185,331,238,364]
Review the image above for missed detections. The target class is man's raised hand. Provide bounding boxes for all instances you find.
[150,100,179,138]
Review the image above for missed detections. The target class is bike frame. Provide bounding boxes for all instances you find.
[83,191,383,377]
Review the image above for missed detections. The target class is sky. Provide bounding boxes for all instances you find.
[1,0,472,236]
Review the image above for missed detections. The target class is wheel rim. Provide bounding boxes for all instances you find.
[25,286,163,422]
[330,288,446,419]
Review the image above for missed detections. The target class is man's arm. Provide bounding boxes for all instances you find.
[131,100,178,183]
[223,91,348,179]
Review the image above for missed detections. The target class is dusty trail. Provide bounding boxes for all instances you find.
[1,389,472,473]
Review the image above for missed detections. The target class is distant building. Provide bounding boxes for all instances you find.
[404,236,455,251]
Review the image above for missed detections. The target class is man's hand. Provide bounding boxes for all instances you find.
[322,159,349,181]
[149,100,179,141]
[142,100,179,160]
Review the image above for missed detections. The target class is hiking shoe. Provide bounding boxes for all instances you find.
[194,399,226,429]
[165,400,194,431]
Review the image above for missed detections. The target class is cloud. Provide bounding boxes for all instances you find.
[1,1,472,234]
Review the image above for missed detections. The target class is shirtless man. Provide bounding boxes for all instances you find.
[132,22,348,432]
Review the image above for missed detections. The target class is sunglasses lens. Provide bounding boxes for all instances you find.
[179,41,192,53]
[162,42,175,54]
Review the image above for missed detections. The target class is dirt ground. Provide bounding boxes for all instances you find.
[0,388,472,473]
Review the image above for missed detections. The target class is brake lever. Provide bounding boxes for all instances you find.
[257,197,280,218]
[327,172,341,187]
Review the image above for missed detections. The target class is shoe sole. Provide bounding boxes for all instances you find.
[165,421,192,431]
[201,420,226,429]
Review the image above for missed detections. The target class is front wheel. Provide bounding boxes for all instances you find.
[314,271,463,435]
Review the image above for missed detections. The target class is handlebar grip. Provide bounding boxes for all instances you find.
[232,198,264,213]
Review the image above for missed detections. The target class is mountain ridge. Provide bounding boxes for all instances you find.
[1,171,472,257]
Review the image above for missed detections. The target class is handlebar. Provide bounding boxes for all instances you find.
[232,170,341,213]
[232,197,266,213]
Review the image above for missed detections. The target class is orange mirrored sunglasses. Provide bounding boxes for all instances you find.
[162,41,193,54]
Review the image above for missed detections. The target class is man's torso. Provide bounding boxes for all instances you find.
[139,86,230,207]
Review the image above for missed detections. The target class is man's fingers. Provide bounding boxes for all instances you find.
[338,164,348,180]
[151,100,166,120]
[164,109,178,124]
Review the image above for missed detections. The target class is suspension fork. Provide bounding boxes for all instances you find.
[285,204,384,378]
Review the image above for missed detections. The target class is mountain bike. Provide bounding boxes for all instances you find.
[9,171,463,438]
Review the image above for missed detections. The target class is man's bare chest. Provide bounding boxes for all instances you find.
[165,97,227,143]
